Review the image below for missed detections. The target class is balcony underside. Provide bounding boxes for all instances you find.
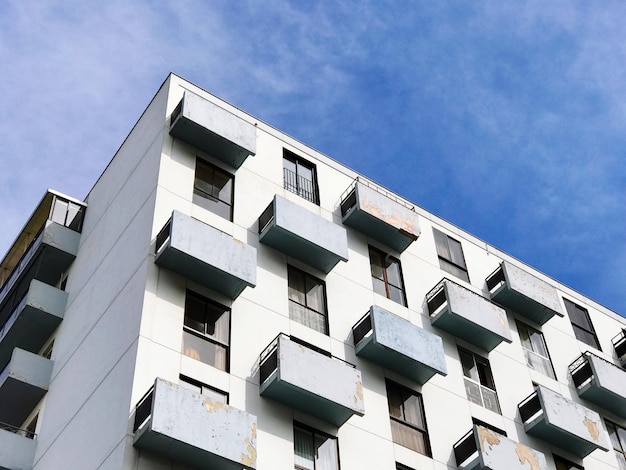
[169,92,256,169]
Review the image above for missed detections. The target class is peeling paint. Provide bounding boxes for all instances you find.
[583,417,600,441]
[251,422,257,439]
[241,437,257,467]
[203,397,226,413]
[477,426,501,450]
[515,443,541,470]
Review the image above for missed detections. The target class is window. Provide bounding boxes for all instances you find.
[607,421,626,470]
[459,348,500,413]
[396,464,415,470]
[179,375,228,403]
[386,381,431,456]
[284,149,319,204]
[563,298,601,350]
[517,321,555,379]
[193,158,234,220]
[553,454,583,470]
[294,423,339,470]
[433,228,469,282]
[288,266,328,334]
[182,291,230,371]
[369,246,407,306]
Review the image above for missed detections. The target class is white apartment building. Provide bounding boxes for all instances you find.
[0,73,625,470]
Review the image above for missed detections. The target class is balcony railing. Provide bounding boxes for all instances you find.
[613,329,626,367]
[0,291,28,344]
[283,167,318,204]
[340,177,415,215]
[0,421,36,440]
[133,385,154,432]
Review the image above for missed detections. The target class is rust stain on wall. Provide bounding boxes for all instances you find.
[583,417,600,441]
[361,201,417,233]
[241,437,257,467]
[515,443,540,470]
[203,397,226,413]
[477,426,501,450]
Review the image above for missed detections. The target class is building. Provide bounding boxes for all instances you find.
[0,73,625,470]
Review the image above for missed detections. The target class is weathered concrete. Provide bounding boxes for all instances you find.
[572,352,626,418]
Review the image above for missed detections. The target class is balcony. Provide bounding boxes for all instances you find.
[613,330,626,368]
[569,352,626,418]
[259,334,364,426]
[133,378,257,469]
[0,280,67,368]
[0,423,37,470]
[340,179,420,253]
[486,261,563,325]
[155,211,257,299]
[258,195,348,273]
[352,306,447,384]
[453,425,547,470]
[169,92,256,169]
[0,349,52,428]
[518,385,610,458]
[426,279,512,352]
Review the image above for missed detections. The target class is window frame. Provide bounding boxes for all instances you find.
[193,157,234,220]
[386,380,431,456]
[433,228,469,282]
[553,454,584,470]
[563,298,601,350]
[182,290,231,372]
[287,265,329,335]
[293,422,340,470]
[516,321,556,379]
[283,149,319,205]
[458,347,501,414]
[606,420,626,470]
[368,246,407,306]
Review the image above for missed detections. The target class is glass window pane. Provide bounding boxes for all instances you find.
[283,157,297,174]
[390,420,426,454]
[315,434,338,470]
[529,329,549,357]
[388,285,406,306]
[297,162,313,183]
[213,170,232,202]
[433,229,450,259]
[387,386,403,420]
[564,300,591,328]
[294,427,315,470]
[206,305,229,344]
[50,198,68,225]
[385,259,402,286]
[459,350,478,380]
[476,359,496,390]
[182,331,227,370]
[184,295,206,333]
[305,279,324,313]
[448,238,466,268]
[464,379,483,406]
[288,270,306,305]
[372,277,387,298]
[369,249,385,281]
[402,393,424,428]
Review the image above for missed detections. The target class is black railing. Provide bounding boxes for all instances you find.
[518,391,541,423]
[155,219,172,253]
[352,312,373,345]
[258,202,275,234]
[425,280,448,316]
[0,290,28,343]
[340,188,357,217]
[283,168,318,204]
[569,353,593,388]
[170,98,183,126]
[453,429,477,466]
[0,421,36,439]
[613,330,626,360]
[133,386,154,432]
[486,264,506,292]
[339,177,415,214]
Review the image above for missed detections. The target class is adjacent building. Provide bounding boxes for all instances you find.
[1,73,625,470]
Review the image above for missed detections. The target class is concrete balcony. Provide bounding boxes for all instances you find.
[518,385,610,458]
[486,261,563,325]
[258,195,348,273]
[352,305,447,384]
[155,211,257,299]
[0,349,52,427]
[0,280,67,368]
[169,91,256,169]
[259,334,364,426]
[613,330,626,368]
[569,352,626,418]
[0,424,37,470]
[133,378,257,469]
[453,425,547,470]
[340,179,420,253]
[427,279,512,352]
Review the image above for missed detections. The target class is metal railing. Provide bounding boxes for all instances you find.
[339,177,415,213]
[0,291,28,344]
[0,421,36,439]
[155,219,172,254]
[0,228,44,307]
[283,168,318,204]
[133,386,155,432]
[352,311,373,346]
[453,429,477,466]
[613,329,626,360]
[518,390,541,423]
[485,263,506,293]
[258,201,275,234]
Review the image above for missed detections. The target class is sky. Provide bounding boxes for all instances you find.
[0,1,624,316]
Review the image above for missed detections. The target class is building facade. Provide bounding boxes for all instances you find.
[0,73,625,470]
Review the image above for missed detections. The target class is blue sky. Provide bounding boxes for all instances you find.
[0,1,624,315]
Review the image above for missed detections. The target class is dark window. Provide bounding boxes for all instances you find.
[288,266,328,334]
[283,150,319,204]
[563,299,601,350]
[369,246,407,306]
[396,464,415,470]
[179,375,228,404]
[553,454,583,470]
[182,291,230,371]
[459,348,500,414]
[193,158,234,220]
[386,381,431,456]
[294,423,339,470]
[607,421,626,470]
[433,229,469,282]
[517,321,556,379]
